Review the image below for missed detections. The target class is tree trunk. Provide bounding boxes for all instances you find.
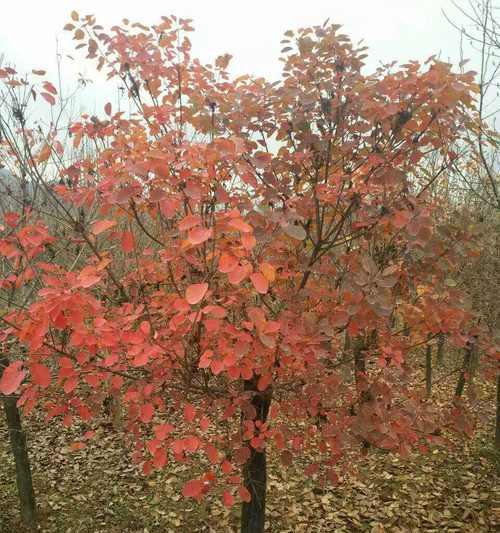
[455,342,474,399]
[241,379,271,533]
[0,357,37,529]
[436,333,445,365]
[425,339,432,398]
[496,374,500,451]
[352,335,371,451]
[353,335,366,376]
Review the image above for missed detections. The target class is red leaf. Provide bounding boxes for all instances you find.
[257,373,272,391]
[228,218,252,233]
[331,310,349,327]
[260,262,276,282]
[178,214,201,231]
[227,264,251,285]
[140,402,154,423]
[121,231,135,253]
[104,102,112,116]
[184,403,196,422]
[153,447,167,468]
[171,439,185,455]
[238,485,252,503]
[4,212,20,227]
[31,363,51,388]
[205,443,219,464]
[185,435,200,452]
[305,463,319,476]
[198,350,213,369]
[143,461,152,475]
[63,377,78,394]
[154,423,174,440]
[186,283,208,305]
[393,210,411,229]
[219,253,238,273]
[159,198,178,217]
[188,227,212,245]
[250,272,269,294]
[43,81,57,95]
[91,219,116,235]
[199,415,210,431]
[38,144,52,163]
[210,359,224,375]
[77,265,101,288]
[223,490,234,507]
[41,92,56,105]
[103,353,119,367]
[0,361,25,395]
[241,233,256,250]
[78,272,101,289]
[182,479,204,499]
[132,351,149,367]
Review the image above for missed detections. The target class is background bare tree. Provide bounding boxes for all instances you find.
[446,0,500,450]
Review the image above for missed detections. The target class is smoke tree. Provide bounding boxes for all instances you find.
[0,12,498,532]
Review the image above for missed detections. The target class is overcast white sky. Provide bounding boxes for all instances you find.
[0,1,477,114]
